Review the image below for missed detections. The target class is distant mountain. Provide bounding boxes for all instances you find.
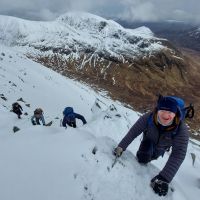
[0,12,171,62]
[1,12,200,130]
[116,20,200,51]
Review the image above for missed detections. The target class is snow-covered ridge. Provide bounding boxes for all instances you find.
[57,12,124,32]
[0,12,164,59]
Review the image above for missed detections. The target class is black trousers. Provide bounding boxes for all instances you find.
[136,139,160,164]
[66,121,76,128]
[13,109,22,118]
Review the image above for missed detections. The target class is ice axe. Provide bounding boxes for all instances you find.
[111,147,123,168]
[111,155,118,168]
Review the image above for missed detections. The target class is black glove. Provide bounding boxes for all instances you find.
[151,175,169,196]
[113,147,123,157]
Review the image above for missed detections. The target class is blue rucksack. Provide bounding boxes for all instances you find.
[157,95,194,120]
[63,107,76,122]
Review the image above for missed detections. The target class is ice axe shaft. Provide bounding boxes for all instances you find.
[111,156,118,168]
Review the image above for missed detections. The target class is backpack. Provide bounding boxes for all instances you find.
[157,95,194,120]
[63,107,75,123]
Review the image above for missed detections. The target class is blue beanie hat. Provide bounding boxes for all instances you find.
[157,96,178,113]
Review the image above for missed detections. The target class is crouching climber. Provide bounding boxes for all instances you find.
[31,108,45,125]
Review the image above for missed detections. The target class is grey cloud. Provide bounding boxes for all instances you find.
[119,1,158,21]
[120,0,199,23]
[0,0,199,23]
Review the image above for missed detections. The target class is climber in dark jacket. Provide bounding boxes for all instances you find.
[12,102,23,119]
[62,107,87,128]
[114,96,189,196]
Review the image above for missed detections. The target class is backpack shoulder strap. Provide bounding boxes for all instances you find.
[143,112,154,136]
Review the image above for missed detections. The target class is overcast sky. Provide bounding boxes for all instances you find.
[0,0,199,24]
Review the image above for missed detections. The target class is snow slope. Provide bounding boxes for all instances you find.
[0,45,200,200]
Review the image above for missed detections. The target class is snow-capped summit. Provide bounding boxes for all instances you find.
[57,11,123,32]
[0,12,163,59]
[126,26,154,38]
